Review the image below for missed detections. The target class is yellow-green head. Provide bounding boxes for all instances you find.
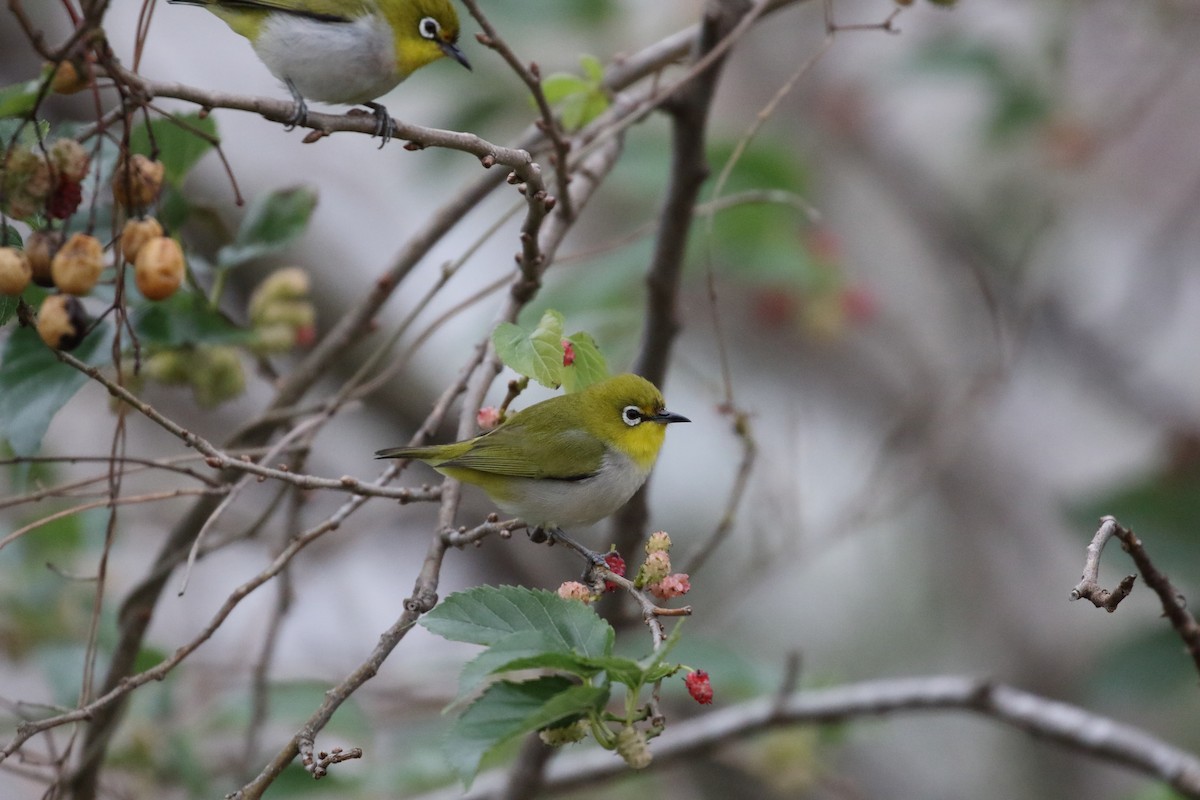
[386,0,468,78]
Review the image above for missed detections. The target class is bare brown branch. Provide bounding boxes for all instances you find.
[1071,516,1200,675]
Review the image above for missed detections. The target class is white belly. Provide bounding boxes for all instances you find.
[253,13,401,105]
[493,450,652,530]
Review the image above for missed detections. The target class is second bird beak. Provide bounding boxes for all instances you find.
[442,41,471,70]
[650,410,690,424]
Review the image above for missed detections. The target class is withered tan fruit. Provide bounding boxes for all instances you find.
[134,236,184,300]
[51,232,105,295]
[0,247,32,296]
[111,154,165,208]
[25,229,63,288]
[119,217,164,263]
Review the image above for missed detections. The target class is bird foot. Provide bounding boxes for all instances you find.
[365,102,394,148]
[283,80,309,131]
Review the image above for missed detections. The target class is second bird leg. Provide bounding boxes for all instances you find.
[283,80,309,131]
[543,527,607,569]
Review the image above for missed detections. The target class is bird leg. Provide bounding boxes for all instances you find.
[542,527,607,568]
[283,79,309,131]
[364,102,394,147]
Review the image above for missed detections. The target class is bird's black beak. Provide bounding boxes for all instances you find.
[650,410,690,424]
[442,41,471,70]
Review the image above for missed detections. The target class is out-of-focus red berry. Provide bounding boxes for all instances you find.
[685,670,713,705]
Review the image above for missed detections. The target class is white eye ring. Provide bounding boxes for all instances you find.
[621,405,642,427]
[419,16,440,40]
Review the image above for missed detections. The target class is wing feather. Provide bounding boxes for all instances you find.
[440,418,604,480]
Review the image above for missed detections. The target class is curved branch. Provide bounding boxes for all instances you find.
[1071,516,1200,675]
[426,675,1200,799]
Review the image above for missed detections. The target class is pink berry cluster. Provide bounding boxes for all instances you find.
[634,531,691,600]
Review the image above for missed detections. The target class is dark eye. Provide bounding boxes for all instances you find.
[419,16,440,39]
[621,405,642,427]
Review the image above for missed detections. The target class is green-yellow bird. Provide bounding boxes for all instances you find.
[168,0,470,132]
[376,374,689,533]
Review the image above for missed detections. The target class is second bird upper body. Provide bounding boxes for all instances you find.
[169,0,470,105]
[376,374,690,530]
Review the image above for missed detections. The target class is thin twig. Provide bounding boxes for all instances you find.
[1071,516,1200,675]
[459,0,574,220]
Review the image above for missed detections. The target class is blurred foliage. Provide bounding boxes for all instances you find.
[542,55,610,131]
[911,37,1053,142]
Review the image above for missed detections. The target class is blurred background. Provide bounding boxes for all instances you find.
[4,0,1200,798]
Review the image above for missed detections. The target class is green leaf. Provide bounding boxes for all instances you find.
[580,54,605,83]
[0,75,43,119]
[541,74,589,105]
[582,654,648,688]
[421,585,614,655]
[542,56,610,131]
[131,289,246,347]
[0,323,109,456]
[491,309,566,389]
[445,678,608,787]
[456,630,567,701]
[558,90,609,132]
[216,185,318,269]
[1,223,23,247]
[0,296,17,327]
[560,330,608,392]
[128,112,218,185]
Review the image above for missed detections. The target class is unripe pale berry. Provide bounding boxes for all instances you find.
[0,247,32,296]
[249,267,311,323]
[119,217,164,263]
[615,726,651,769]
[538,720,588,747]
[254,299,315,329]
[143,350,192,385]
[37,293,88,350]
[4,146,52,200]
[192,346,246,407]
[24,230,62,287]
[51,232,105,295]
[557,581,594,604]
[134,236,184,300]
[645,530,672,553]
[636,550,670,587]
[111,154,165,208]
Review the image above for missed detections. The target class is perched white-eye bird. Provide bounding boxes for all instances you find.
[168,0,470,135]
[375,374,689,533]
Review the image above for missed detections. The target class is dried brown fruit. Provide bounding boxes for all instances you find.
[25,229,63,287]
[51,232,105,295]
[111,154,165,208]
[119,217,165,263]
[37,293,88,350]
[48,138,90,183]
[0,247,32,296]
[134,236,184,300]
